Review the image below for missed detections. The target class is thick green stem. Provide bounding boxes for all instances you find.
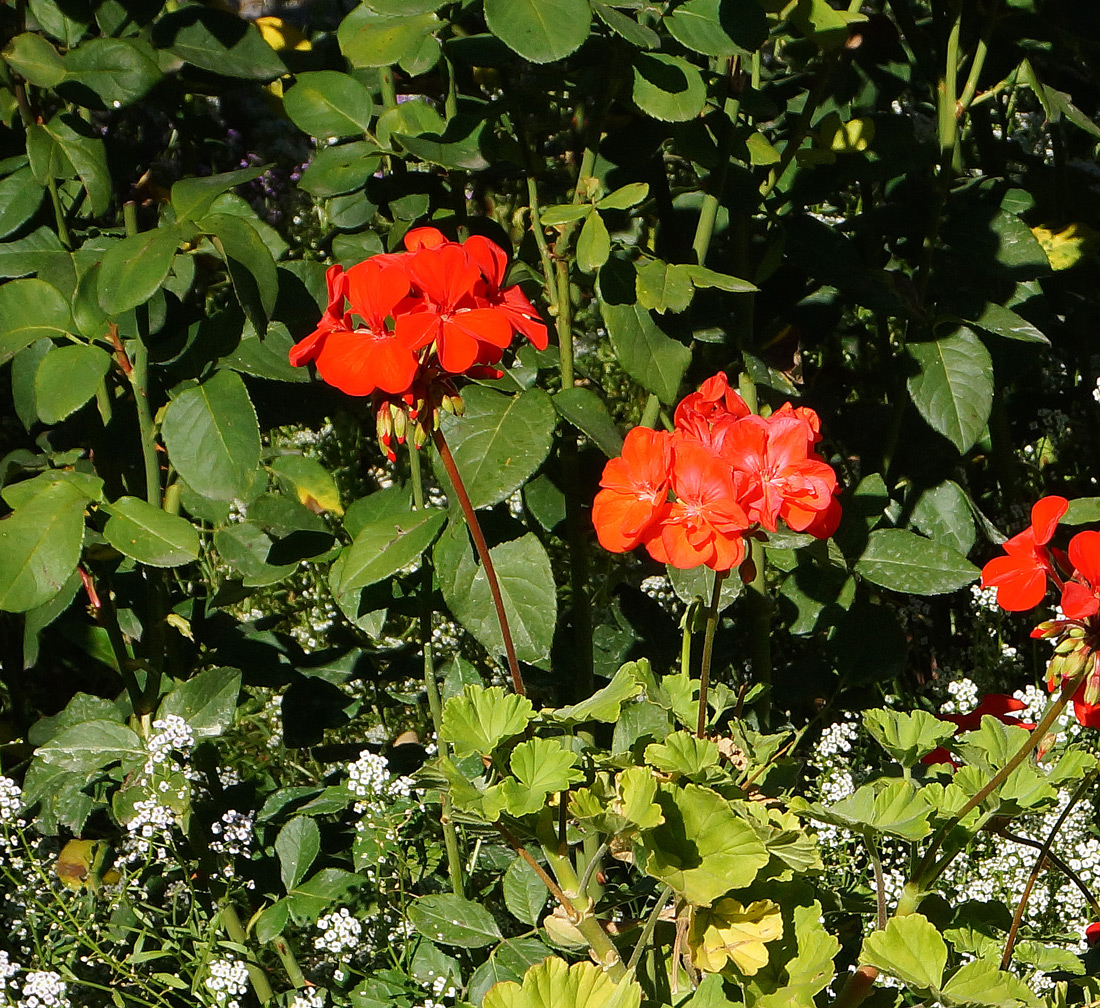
[411,446,466,897]
[220,901,273,1003]
[697,569,728,738]
[432,426,525,695]
[271,936,308,989]
[938,11,962,160]
[378,66,397,110]
[639,394,661,430]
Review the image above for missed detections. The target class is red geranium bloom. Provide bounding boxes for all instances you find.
[464,234,549,352]
[1087,922,1100,946]
[719,410,838,534]
[290,261,421,396]
[643,439,751,571]
[288,264,348,367]
[673,371,750,448]
[1060,530,1100,620]
[1073,683,1100,729]
[922,693,1036,766]
[980,495,1068,612]
[592,427,673,554]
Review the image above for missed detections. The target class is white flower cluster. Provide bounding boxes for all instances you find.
[413,973,458,1008]
[969,582,1000,614]
[939,677,980,715]
[204,957,249,1008]
[314,908,362,955]
[122,797,178,861]
[144,714,195,775]
[0,776,23,825]
[210,810,254,858]
[14,970,68,1008]
[288,990,325,1008]
[346,752,414,806]
[0,951,18,981]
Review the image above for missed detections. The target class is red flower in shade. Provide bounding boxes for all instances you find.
[643,439,751,571]
[1060,531,1100,620]
[592,427,673,554]
[980,496,1068,612]
[1087,922,1100,946]
[922,694,1036,766]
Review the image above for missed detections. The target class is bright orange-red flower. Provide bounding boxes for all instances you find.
[643,439,751,571]
[980,496,1068,611]
[592,428,672,554]
[1060,530,1100,620]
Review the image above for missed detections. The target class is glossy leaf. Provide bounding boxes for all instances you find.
[330,506,445,595]
[34,113,110,215]
[171,165,269,224]
[153,7,285,80]
[33,343,109,424]
[483,0,592,64]
[576,211,611,273]
[284,71,377,139]
[911,480,975,555]
[907,328,994,453]
[602,301,690,405]
[338,6,440,68]
[856,529,979,595]
[635,259,694,314]
[158,667,241,739]
[204,213,278,335]
[632,53,706,122]
[0,479,92,613]
[502,859,548,927]
[97,227,181,315]
[408,894,502,949]
[553,387,623,458]
[103,496,200,568]
[0,166,44,239]
[161,370,262,503]
[299,141,383,197]
[270,455,343,515]
[276,817,321,891]
[36,720,144,774]
[62,37,162,108]
[665,0,767,57]
[437,387,557,510]
[435,527,557,665]
[3,33,66,87]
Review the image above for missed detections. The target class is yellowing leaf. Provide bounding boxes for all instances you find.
[255,16,311,52]
[818,113,875,153]
[689,898,783,976]
[1031,222,1100,271]
[483,955,642,1008]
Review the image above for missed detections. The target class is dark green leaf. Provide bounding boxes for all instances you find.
[592,2,660,48]
[484,0,591,64]
[33,343,111,423]
[856,529,979,595]
[103,496,200,567]
[966,302,1048,344]
[376,98,446,150]
[553,387,623,457]
[665,0,767,57]
[214,522,297,586]
[158,667,241,738]
[907,328,993,453]
[97,227,181,315]
[62,37,161,107]
[36,719,144,774]
[330,506,446,595]
[171,164,269,224]
[0,479,91,613]
[576,211,611,273]
[284,71,378,139]
[286,868,361,920]
[36,113,110,215]
[0,278,71,361]
[437,386,557,510]
[601,301,690,405]
[299,141,383,198]
[632,53,706,122]
[277,817,321,891]
[2,32,66,87]
[911,480,975,556]
[408,895,502,949]
[502,859,548,927]
[204,213,278,334]
[636,259,694,314]
[153,7,285,80]
[161,370,262,502]
[0,226,67,279]
[0,166,45,239]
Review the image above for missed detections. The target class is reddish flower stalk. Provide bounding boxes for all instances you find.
[433,426,525,696]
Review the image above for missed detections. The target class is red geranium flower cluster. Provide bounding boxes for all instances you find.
[922,693,1036,767]
[592,373,842,571]
[980,495,1100,727]
[288,227,547,459]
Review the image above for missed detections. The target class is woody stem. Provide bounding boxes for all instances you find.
[697,569,728,738]
[432,426,526,696]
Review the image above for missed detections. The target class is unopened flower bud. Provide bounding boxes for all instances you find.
[1084,653,1100,706]
[412,422,430,450]
[392,404,408,443]
[1032,620,1061,639]
[1061,646,1089,681]
[1047,652,1067,681]
[1036,732,1057,762]
[1054,635,1080,655]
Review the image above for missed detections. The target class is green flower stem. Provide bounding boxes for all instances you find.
[626,886,675,974]
[524,174,559,312]
[432,426,525,695]
[640,394,661,430]
[938,10,963,162]
[865,830,888,931]
[680,602,696,676]
[996,827,1100,917]
[271,936,308,990]
[696,569,728,738]
[219,900,274,1004]
[1001,767,1098,969]
[378,66,397,110]
[410,445,466,897]
[691,57,739,268]
[499,825,626,979]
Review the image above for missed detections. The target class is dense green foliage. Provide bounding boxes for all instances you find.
[4,0,1100,1006]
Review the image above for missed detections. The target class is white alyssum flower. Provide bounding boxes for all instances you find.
[288,990,326,1008]
[204,957,249,1008]
[0,777,23,824]
[16,970,68,1008]
[314,908,362,956]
